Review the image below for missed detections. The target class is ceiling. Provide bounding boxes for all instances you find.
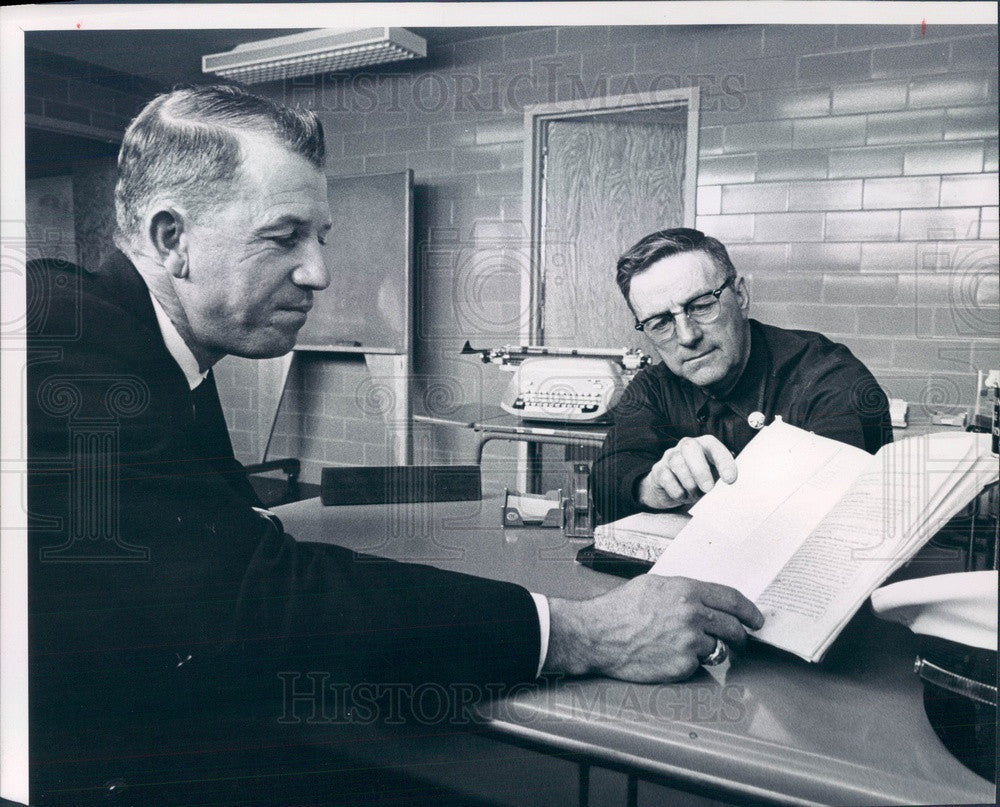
[27,27,539,87]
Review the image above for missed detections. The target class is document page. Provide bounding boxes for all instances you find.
[752,467,908,659]
[650,419,872,600]
[754,431,998,660]
[650,425,997,662]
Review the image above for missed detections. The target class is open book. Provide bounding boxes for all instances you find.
[614,418,997,662]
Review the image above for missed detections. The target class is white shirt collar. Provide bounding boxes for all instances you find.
[148,291,209,390]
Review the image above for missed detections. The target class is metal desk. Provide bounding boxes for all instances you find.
[415,406,609,492]
[415,406,608,461]
[275,494,994,806]
[414,409,953,492]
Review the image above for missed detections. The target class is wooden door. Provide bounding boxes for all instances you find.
[539,110,688,350]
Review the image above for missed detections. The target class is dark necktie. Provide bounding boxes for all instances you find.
[190,370,260,505]
[702,397,758,456]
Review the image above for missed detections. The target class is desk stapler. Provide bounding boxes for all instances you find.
[502,488,564,527]
[462,342,650,423]
[501,465,596,537]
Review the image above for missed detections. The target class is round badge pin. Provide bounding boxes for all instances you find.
[748,411,766,430]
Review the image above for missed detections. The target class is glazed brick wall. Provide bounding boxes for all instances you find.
[25,46,161,138]
[31,27,996,480]
[249,23,998,482]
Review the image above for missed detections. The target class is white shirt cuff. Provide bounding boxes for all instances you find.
[530,592,551,678]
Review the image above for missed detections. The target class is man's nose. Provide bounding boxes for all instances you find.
[673,311,702,346]
[293,241,330,290]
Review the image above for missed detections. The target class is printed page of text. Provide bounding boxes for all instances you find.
[650,419,871,600]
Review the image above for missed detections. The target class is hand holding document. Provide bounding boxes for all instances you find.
[638,434,737,510]
[643,418,998,662]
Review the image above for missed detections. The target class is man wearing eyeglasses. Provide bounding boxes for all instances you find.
[592,228,892,521]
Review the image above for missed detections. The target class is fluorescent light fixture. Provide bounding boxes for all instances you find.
[202,27,426,84]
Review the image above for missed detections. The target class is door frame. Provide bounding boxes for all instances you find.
[520,87,701,345]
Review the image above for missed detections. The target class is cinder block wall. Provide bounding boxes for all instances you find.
[242,23,998,482]
[25,47,156,135]
[24,47,161,271]
[31,27,996,481]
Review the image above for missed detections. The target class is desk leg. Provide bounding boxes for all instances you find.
[528,442,544,494]
[475,435,491,466]
[578,763,590,807]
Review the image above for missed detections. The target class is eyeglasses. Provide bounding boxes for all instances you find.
[634,276,735,341]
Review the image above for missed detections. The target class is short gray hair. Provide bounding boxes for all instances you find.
[616,228,737,304]
[114,84,325,248]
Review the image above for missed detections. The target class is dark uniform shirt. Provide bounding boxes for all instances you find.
[591,319,893,522]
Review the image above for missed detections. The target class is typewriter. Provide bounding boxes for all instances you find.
[462,342,650,423]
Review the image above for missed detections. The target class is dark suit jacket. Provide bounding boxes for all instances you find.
[27,252,540,803]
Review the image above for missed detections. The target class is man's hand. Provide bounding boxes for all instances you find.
[543,576,764,683]
[638,435,737,510]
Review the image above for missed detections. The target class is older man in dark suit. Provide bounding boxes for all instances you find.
[27,85,762,805]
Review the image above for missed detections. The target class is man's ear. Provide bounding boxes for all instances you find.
[148,208,189,278]
[735,276,750,313]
